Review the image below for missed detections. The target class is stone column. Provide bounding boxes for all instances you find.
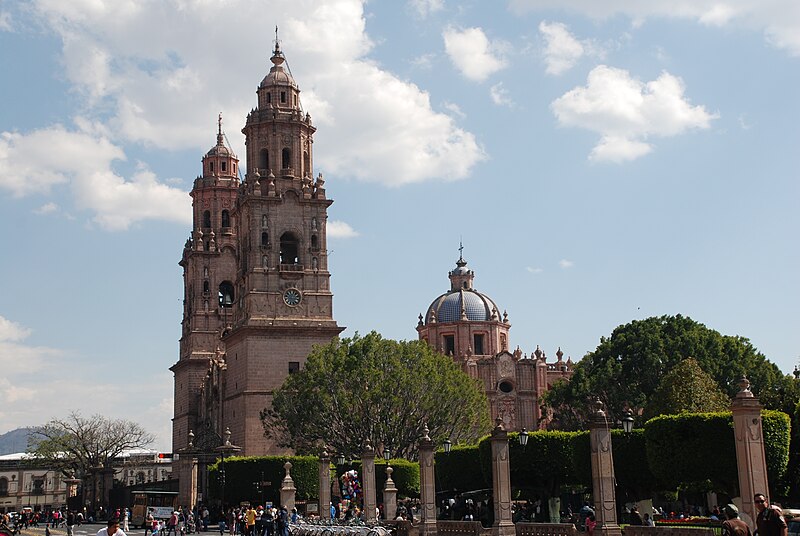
[418,425,437,536]
[361,441,377,523]
[383,466,398,521]
[589,399,622,536]
[319,450,331,520]
[731,377,769,529]
[280,461,297,511]
[490,419,515,536]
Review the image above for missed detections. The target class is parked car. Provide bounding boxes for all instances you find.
[786,515,800,536]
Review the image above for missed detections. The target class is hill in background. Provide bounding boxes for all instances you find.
[0,428,35,455]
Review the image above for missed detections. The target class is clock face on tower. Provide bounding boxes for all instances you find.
[283,288,302,306]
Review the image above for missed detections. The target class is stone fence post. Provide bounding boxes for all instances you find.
[383,466,398,520]
[280,461,297,511]
[731,376,769,529]
[319,450,331,520]
[362,440,377,523]
[589,399,622,536]
[490,419,515,536]
[419,425,437,536]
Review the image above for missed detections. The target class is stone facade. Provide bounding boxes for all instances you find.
[417,256,572,431]
[171,41,343,458]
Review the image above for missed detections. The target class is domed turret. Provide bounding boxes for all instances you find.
[417,251,511,358]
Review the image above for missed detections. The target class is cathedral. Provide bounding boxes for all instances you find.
[170,41,573,492]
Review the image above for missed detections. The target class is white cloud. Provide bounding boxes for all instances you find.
[0,10,11,30]
[34,202,58,214]
[490,83,513,107]
[327,220,359,238]
[0,316,32,343]
[559,259,574,269]
[18,0,483,190]
[551,65,717,162]
[510,0,800,57]
[0,314,172,449]
[0,125,190,230]
[443,101,466,119]
[526,266,543,274]
[409,0,444,18]
[443,26,509,82]
[539,21,586,75]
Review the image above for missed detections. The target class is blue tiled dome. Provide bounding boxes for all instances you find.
[427,289,500,323]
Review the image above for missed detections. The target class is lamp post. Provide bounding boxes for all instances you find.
[519,428,529,447]
[622,410,634,433]
[443,439,452,454]
[214,427,241,509]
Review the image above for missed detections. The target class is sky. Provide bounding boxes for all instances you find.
[0,0,798,452]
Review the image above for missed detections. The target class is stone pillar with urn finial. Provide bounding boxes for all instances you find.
[418,425,437,536]
[319,449,331,519]
[362,440,377,522]
[280,461,297,511]
[383,465,398,520]
[589,399,622,536]
[490,418,515,536]
[731,376,769,530]
[177,429,199,510]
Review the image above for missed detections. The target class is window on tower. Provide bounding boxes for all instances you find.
[202,210,211,228]
[261,232,269,248]
[221,161,227,172]
[259,149,269,170]
[267,92,272,104]
[303,151,310,172]
[203,280,209,294]
[218,281,234,308]
[288,362,300,374]
[281,91,286,103]
[282,148,291,169]
[221,210,230,228]
[210,161,214,172]
[311,235,318,251]
[279,232,300,265]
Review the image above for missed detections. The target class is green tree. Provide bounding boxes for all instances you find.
[645,357,730,419]
[542,315,793,429]
[28,412,154,510]
[262,332,490,459]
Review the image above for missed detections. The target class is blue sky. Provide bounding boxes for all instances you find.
[0,0,798,451]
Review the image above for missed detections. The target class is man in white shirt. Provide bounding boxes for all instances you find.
[96,518,126,536]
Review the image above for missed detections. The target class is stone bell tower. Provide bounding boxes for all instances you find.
[172,115,240,451]
[222,39,344,454]
[172,38,344,459]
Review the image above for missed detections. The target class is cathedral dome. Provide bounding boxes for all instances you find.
[426,289,500,323]
[260,42,298,89]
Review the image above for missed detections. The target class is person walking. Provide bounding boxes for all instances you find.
[754,494,787,536]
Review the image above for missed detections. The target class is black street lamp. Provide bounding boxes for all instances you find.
[336,452,346,466]
[383,447,391,461]
[622,409,634,433]
[443,439,452,454]
[518,428,529,447]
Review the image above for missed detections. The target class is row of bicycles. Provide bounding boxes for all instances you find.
[287,519,391,536]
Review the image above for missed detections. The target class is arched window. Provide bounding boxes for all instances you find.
[259,149,269,170]
[202,210,211,228]
[303,151,310,172]
[282,148,291,169]
[280,232,299,265]
[218,281,234,308]
[0,477,8,497]
[221,161,227,172]
[221,210,230,228]
[267,92,272,104]
[209,161,214,173]
[203,280,210,294]
[311,234,319,251]
[261,232,269,247]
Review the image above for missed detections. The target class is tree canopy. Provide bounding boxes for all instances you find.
[542,315,797,429]
[27,412,154,477]
[645,357,730,419]
[262,332,490,459]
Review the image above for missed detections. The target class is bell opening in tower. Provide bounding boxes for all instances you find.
[218,281,234,308]
[279,232,299,265]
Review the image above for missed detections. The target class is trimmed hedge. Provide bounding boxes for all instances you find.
[435,444,487,493]
[208,456,421,505]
